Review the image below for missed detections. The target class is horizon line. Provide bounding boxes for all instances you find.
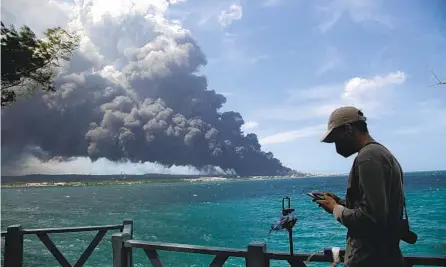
[2,169,445,177]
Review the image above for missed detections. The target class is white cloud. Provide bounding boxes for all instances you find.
[256,71,406,122]
[169,0,187,4]
[218,4,242,27]
[257,72,407,145]
[343,71,406,98]
[341,71,406,113]
[259,124,326,145]
[242,121,259,130]
[263,0,282,7]
[1,0,188,35]
[316,0,393,33]
[1,0,73,36]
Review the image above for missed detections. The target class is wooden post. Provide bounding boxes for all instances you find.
[112,233,130,267]
[246,242,269,267]
[123,219,133,237]
[4,225,24,267]
[123,220,133,267]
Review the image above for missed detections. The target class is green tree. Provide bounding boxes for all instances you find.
[1,22,79,107]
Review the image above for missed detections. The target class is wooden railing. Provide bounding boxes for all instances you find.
[112,238,446,267]
[3,219,446,267]
[1,219,132,267]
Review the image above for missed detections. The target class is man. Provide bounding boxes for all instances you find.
[316,106,405,267]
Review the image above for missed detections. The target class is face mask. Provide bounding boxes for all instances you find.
[335,135,357,158]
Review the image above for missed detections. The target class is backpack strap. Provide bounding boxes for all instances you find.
[395,160,409,222]
[363,141,409,222]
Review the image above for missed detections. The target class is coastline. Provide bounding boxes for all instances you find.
[3,169,443,189]
[1,179,185,188]
[0,175,330,189]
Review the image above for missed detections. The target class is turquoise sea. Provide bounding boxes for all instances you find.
[1,171,445,267]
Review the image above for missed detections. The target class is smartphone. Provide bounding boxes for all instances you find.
[307,192,324,201]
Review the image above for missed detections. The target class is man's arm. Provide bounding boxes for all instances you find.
[334,159,389,232]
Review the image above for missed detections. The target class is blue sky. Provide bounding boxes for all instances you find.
[2,0,446,174]
[162,0,446,173]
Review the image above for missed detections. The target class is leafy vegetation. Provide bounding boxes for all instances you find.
[1,22,79,107]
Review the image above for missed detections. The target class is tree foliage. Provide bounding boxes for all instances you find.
[1,22,79,107]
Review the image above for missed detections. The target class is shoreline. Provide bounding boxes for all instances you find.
[2,169,443,189]
[0,175,331,189]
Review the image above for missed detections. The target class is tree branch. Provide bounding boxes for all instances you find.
[432,71,446,86]
[1,78,26,90]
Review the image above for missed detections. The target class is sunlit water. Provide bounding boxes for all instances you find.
[2,171,445,267]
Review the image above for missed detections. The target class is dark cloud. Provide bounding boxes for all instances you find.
[1,1,292,176]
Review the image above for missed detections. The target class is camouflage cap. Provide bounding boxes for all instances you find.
[320,106,366,143]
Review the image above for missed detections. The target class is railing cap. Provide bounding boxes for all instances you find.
[7,225,23,230]
[112,232,131,240]
[248,241,266,247]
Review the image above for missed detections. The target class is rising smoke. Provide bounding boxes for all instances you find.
[1,0,292,176]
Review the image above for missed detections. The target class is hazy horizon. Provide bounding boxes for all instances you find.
[3,169,445,178]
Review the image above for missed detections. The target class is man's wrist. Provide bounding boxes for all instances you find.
[333,204,345,220]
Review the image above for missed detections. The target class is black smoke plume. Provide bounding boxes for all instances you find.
[1,2,292,176]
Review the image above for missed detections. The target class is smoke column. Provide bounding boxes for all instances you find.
[1,0,292,176]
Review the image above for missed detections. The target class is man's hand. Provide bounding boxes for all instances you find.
[325,192,342,204]
[316,194,338,214]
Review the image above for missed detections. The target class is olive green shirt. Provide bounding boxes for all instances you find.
[339,141,405,267]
